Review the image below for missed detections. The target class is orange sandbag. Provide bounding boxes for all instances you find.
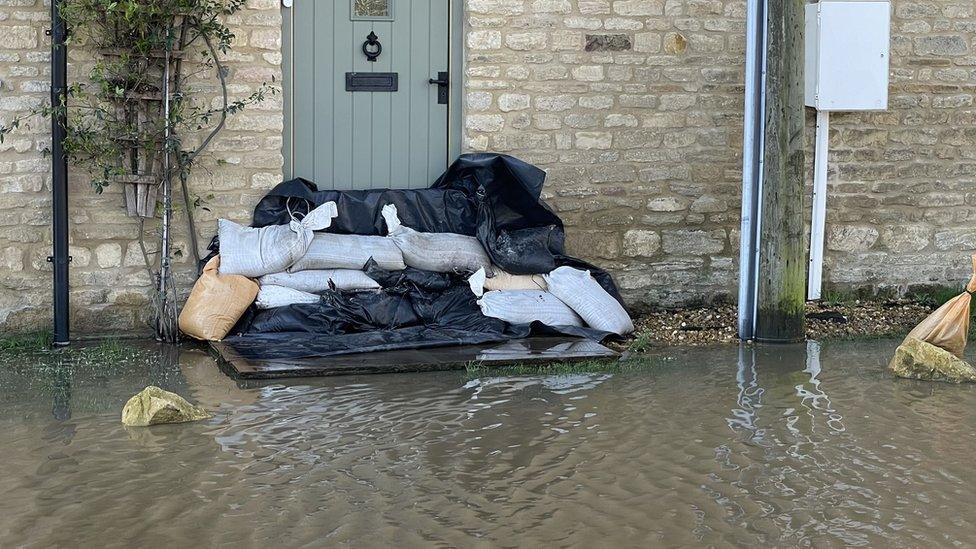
[178,256,259,341]
[904,254,976,358]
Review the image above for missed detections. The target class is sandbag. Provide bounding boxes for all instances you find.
[255,285,321,309]
[218,201,338,277]
[178,256,258,341]
[289,233,405,272]
[468,266,547,297]
[545,266,634,335]
[259,269,380,293]
[382,203,491,273]
[477,290,584,327]
[903,254,976,358]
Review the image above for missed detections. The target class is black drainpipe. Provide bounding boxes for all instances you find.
[50,0,70,346]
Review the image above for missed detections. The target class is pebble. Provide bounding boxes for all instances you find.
[631,300,935,349]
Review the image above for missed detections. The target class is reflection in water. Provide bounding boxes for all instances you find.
[780,341,847,459]
[717,342,895,546]
[50,368,72,422]
[797,340,846,434]
[2,339,976,546]
[728,345,764,439]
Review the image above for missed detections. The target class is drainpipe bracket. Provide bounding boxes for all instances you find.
[47,256,72,264]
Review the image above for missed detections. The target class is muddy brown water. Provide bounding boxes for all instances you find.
[1,340,976,547]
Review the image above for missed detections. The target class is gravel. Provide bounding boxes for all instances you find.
[629,299,936,349]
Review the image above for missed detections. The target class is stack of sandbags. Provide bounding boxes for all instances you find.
[184,198,634,340]
[252,208,408,310]
[216,201,498,313]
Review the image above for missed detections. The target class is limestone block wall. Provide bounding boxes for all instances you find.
[818,1,976,292]
[463,0,748,309]
[0,0,283,333]
[461,0,976,307]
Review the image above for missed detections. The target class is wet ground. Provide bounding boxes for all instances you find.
[2,339,976,547]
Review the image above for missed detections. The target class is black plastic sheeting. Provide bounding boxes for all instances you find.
[219,153,623,360]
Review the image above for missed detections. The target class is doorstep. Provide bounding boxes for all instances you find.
[211,337,619,379]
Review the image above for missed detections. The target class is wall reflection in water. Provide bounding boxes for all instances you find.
[728,341,845,443]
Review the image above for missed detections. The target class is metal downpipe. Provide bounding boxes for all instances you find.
[737,0,767,340]
[50,0,70,346]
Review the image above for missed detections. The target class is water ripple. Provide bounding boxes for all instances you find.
[2,341,976,547]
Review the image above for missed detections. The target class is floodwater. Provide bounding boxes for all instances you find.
[2,340,976,548]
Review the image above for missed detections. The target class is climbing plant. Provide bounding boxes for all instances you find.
[0,0,276,341]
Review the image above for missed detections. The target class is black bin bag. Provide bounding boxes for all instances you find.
[222,153,623,360]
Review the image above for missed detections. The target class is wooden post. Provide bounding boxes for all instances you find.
[756,0,806,342]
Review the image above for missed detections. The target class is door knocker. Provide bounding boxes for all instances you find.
[362,31,382,62]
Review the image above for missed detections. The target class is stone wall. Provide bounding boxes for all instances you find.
[2,0,976,334]
[461,0,976,307]
[0,0,282,333]
[818,1,976,293]
[463,0,750,308]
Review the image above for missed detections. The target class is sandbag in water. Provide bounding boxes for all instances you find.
[545,266,634,335]
[477,290,583,327]
[382,203,491,274]
[218,201,338,277]
[121,386,212,426]
[889,337,976,383]
[901,254,976,358]
[289,233,406,272]
[260,269,380,293]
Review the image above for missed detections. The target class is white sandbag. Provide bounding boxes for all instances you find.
[218,201,339,278]
[468,266,547,297]
[477,290,584,327]
[255,285,320,309]
[259,269,380,293]
[544,266,634,335]
[289,233,405,272]
[382,203,491,273]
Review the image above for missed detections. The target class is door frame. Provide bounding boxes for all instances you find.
[281,0,464,181]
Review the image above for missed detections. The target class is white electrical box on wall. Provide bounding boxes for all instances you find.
[804,0,891,111]
[803,0,891,301]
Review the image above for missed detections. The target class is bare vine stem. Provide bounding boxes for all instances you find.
[180,21,229,169]
[170,19,202,267]
[172,17,231,268]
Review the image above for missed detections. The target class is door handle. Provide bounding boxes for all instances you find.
[429,71,449,104]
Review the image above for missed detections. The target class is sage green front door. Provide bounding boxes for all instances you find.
[286,0,451,190]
